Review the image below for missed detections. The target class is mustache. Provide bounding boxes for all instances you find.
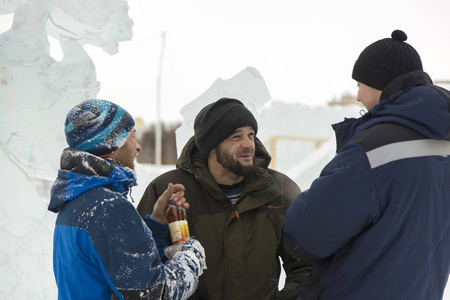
[237,150,253,156]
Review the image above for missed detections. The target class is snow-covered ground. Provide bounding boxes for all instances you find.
[1,1,449,299]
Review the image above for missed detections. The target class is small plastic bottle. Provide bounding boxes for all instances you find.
[166,194,191,244]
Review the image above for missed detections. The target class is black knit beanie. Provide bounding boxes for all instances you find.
[194,98,258,158]
[352,30,423,90]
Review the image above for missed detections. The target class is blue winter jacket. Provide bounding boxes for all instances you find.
[284,71,450,300]
[48,148,199,300]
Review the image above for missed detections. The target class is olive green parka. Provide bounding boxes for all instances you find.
[137,137,311,299]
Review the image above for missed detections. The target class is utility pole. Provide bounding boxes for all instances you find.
[155,31,165,165]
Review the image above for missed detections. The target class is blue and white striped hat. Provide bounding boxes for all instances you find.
[64,99,135,156]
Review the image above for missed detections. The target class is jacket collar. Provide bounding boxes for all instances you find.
[333,71,450,152]
[48,148,137,213]
[380,71,433,100]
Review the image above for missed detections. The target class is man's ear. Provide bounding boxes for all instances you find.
[106,146,123,164]
[206,148,217,165]
[208,148,217,159]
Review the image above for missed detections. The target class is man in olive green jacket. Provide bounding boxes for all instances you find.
[137,98,311,299]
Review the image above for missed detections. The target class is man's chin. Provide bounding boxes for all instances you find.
[238,162,256,175]
[238,157,253,164]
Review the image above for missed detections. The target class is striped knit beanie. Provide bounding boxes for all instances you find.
[64,99,135,157]
[352,30,423,90]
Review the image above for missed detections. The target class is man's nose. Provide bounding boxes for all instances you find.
[241,136,253,148]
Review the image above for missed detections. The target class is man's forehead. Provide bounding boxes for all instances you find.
[126,127,136,139]
[231,126,255,134]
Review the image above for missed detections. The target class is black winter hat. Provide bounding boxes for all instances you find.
[194,98,258,158]
[352,30,423,90]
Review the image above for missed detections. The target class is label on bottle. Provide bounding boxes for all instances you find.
[169,220,190,244]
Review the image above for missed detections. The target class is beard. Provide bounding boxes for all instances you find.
[113,143,136,170]
[215,145,255,176]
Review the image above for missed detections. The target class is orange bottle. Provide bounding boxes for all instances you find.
[166,194,191,244]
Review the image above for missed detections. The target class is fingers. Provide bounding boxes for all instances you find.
[171,184,185,201]
[167,183,189,210]
[170,183,184,203]
[162,182,174,198]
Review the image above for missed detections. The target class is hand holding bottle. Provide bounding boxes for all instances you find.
[150,183,189,225]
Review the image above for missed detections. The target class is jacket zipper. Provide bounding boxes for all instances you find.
[232,204,240,220]
[230,203,247,298]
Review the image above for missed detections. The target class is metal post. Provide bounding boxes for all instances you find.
[155,31,165,165]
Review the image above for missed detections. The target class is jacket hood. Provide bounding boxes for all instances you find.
[175,136,274,204]
[334,71,450,151]
[48,147,137,213]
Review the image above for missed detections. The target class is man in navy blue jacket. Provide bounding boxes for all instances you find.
[48,99,206,299]
[284,30,450,299]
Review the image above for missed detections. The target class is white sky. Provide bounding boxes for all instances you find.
[2,0,450,123]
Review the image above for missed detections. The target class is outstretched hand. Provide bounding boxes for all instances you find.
[150,183,189,224]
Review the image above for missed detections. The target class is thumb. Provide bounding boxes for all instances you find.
[160,183,174,206]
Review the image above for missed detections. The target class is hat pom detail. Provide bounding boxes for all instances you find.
[391,30,407,42]
[352,29,422,90]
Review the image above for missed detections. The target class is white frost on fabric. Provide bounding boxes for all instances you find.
[163,239,206,300]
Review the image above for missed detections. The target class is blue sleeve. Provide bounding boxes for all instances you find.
[87,199,166,293]
[284,142,380,259]
[144,214,169,259]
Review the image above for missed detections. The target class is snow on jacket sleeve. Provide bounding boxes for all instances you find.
[85,196,166,298]
[85,192,202,300]
[162,239,206,299]
[284,142,380,260]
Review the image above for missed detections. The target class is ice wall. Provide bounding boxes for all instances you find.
[0,149,57,299]
[0,1,133,298]
[0,0,133,176]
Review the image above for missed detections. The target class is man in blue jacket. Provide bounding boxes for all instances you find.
[48,99,206,299]
[284,30,450,299]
